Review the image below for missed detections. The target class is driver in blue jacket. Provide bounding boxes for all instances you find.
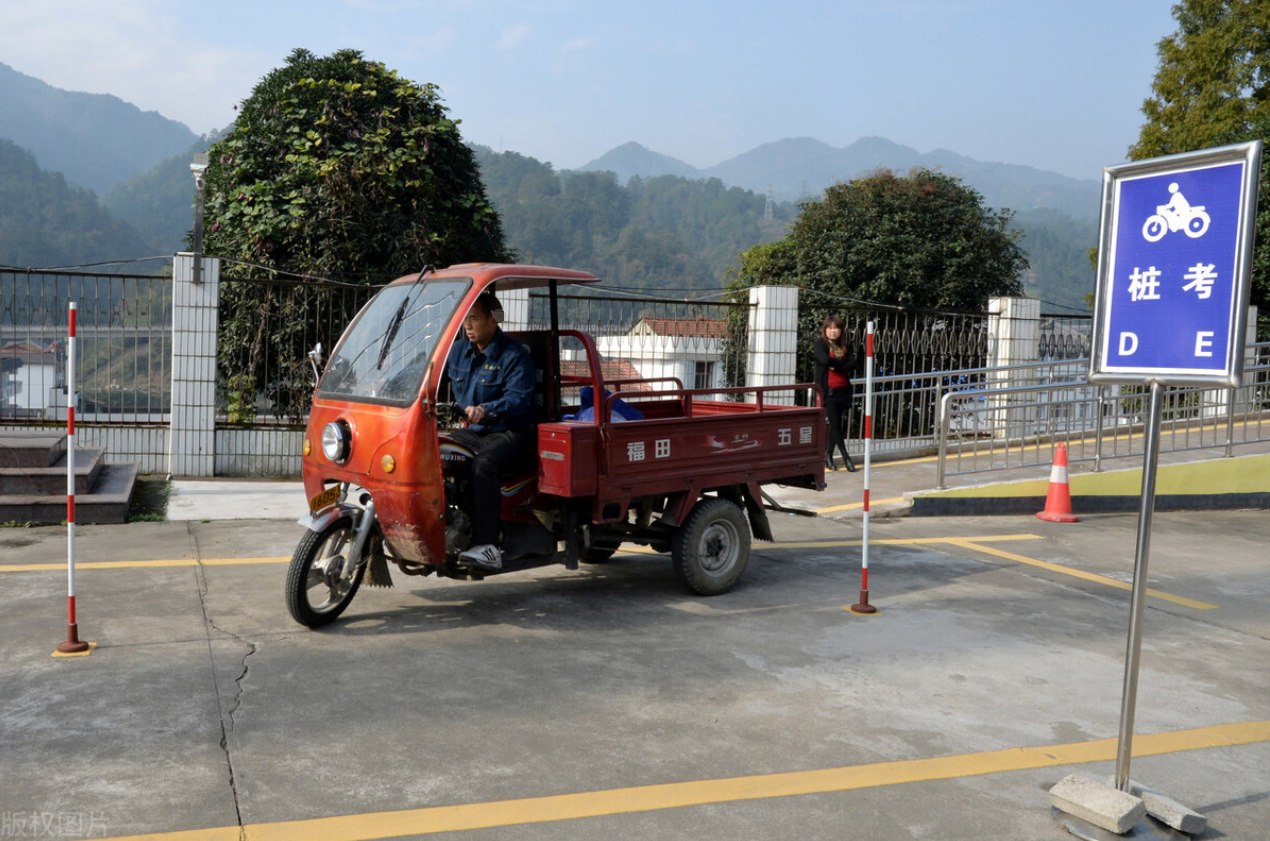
[444,292,537,571]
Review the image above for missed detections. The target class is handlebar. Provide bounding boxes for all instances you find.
[435,401,465,425]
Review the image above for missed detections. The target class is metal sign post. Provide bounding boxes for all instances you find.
[851,321,877,615]
[55,302,92,657]
[1070,141,1262,834]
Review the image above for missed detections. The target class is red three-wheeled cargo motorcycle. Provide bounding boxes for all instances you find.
[288,264,826,627]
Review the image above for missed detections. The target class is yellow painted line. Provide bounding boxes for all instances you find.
[0,557,289,573]
[829,454,939,468]
[876,533,1043,545]
[81,720,1270,841]
[0,536,1052,571]
[927,451,1270,500]
[871,454,938,466]
[764,534,1044,549]
[623,535,1042,552]
[946,539,1218,610]
[814,496,906,514]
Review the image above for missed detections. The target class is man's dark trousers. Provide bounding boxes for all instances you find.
[449,428,536,546]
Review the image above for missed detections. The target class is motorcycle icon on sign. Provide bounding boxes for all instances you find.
[1142,182,1210,242]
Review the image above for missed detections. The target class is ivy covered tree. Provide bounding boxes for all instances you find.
[203,48,508,421]
[1129,0,1270,161]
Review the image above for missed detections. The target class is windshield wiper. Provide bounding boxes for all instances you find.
[375,265,432,370]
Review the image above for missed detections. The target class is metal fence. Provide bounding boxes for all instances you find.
[1,269,172,422]
[1039,313,1092,361]
[832,357,1087,458]
[803,304,991,384]
[792,304,989,443]
[934,341,1270,486]
[215,275,379,425]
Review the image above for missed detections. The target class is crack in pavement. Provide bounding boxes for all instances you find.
[190,522,257,839]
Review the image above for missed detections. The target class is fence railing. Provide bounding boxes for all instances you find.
[794,304,991,393]
[834,357,1089,458]
[216,275,380,425]
[1039,313,1092,361]
[934,341,1270,487]
[6,262,1259,482]
[1,269,173,422]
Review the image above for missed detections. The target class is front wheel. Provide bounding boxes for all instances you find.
[672,497,751,596]
[285,514,365,628]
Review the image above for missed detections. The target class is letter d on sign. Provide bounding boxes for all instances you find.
[1119,332,1139,355]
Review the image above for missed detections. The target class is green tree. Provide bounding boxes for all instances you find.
[733,168,1026,310]
[1217,117,1270,338]
[472,146,797,293]
[1129,0,1270,160]
[1131,2,1270,337]
[725,168,1027,394]
[202,49,507,421]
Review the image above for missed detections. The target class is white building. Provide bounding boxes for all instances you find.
[1,342,59,414]
[595,318,727,392]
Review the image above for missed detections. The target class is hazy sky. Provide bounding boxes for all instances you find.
[0,0,1179,181]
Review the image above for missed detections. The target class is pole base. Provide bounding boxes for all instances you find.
[850,590,878,615]
[55,623,91,655]
[1052,807,1185,840]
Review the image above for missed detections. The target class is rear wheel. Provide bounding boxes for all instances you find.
[285,514,365,628]
[672,497,750,596]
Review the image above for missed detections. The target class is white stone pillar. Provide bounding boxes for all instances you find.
[168,253,220,477]
[987,296,1040,439]
[746,285,799,405]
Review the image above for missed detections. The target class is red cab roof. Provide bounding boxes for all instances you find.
[387,263,601,292]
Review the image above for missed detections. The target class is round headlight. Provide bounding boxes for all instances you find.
[322,421,350,463]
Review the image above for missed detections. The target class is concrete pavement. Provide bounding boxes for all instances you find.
[3,453,1268,840]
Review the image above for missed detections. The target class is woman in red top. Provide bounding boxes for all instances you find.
[813,315,857,472]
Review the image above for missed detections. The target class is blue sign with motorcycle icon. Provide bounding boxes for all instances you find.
[1091,142,1262,387]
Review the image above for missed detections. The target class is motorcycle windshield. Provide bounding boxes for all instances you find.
[317,277,471,406]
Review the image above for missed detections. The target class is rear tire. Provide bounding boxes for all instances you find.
[285,515,364,628]
[672,497,750,596]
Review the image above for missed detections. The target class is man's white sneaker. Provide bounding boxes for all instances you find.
[459,543,502,570]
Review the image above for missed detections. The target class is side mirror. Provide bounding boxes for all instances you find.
[307,343,324,382]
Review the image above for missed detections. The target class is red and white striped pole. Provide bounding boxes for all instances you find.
[56,302,91,655]
[851,321,877,615]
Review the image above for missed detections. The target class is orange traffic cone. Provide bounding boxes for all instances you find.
[1037,443,1078,523]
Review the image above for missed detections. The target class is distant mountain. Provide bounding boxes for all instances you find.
[0,59,1097,306]
[0,139,151,268]
[0,61,199,195]
[105,132,225,253]
[579,142,703,181]
[579,135,1101,222]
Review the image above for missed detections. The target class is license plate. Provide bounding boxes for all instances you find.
[308,485,341,516]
